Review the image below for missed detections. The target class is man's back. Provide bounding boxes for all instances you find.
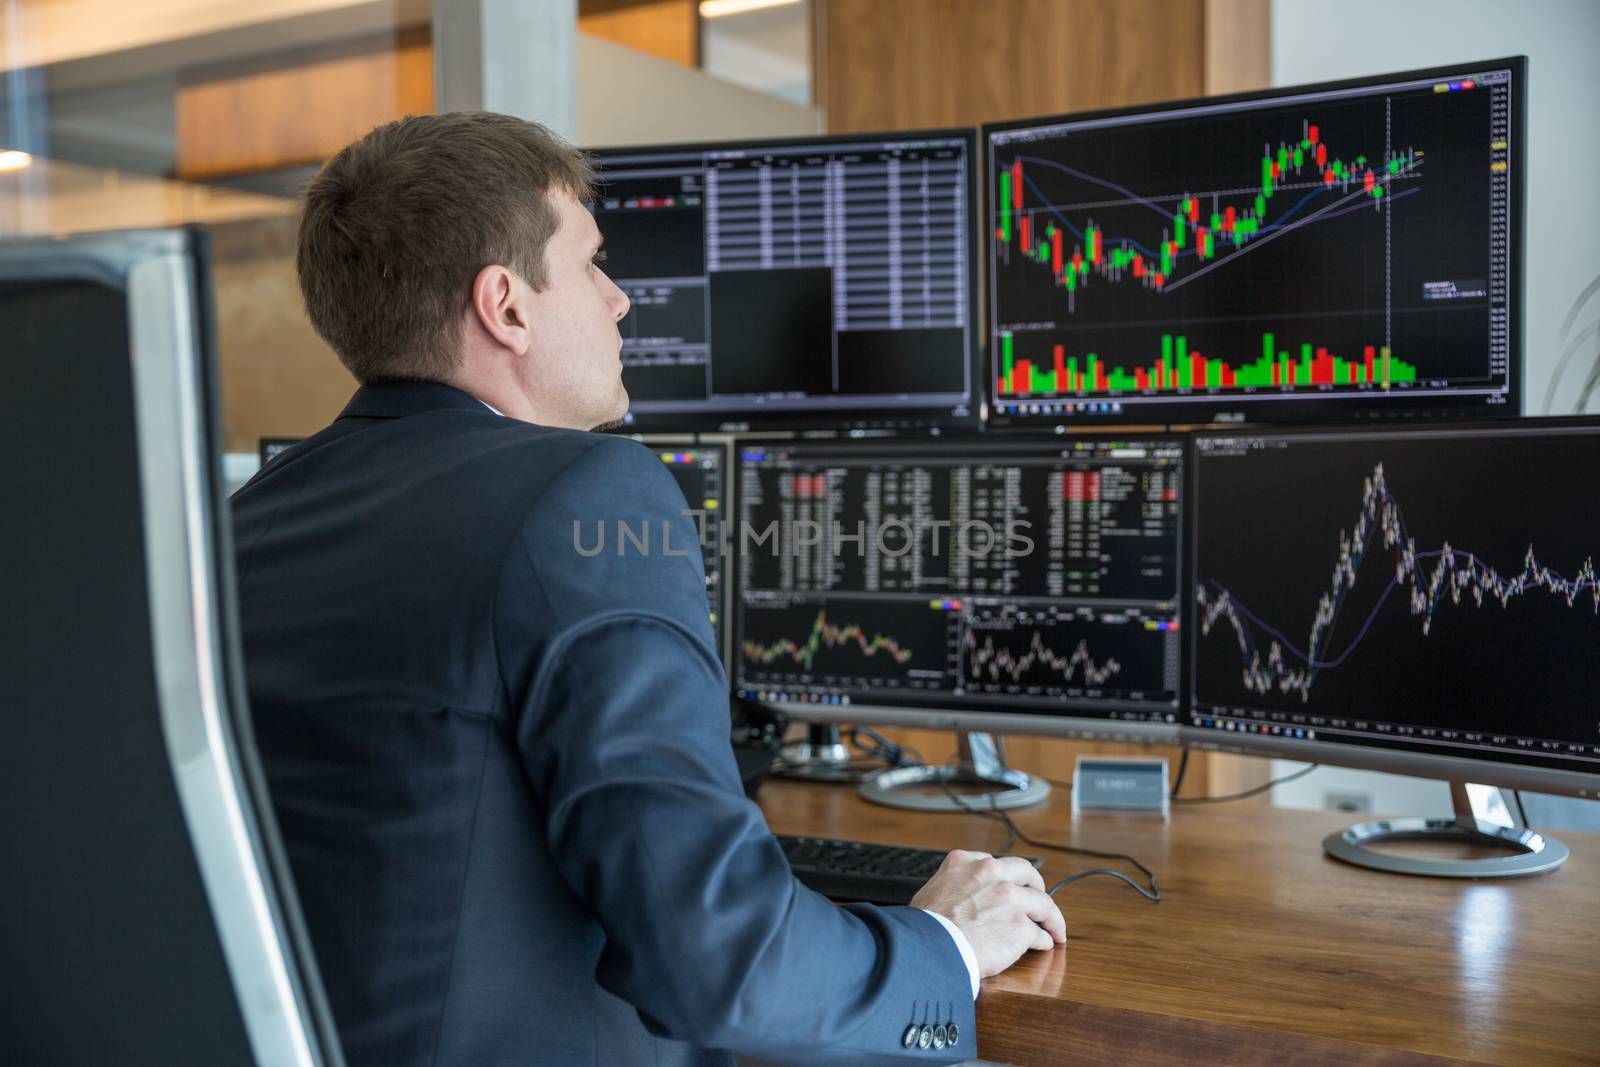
[232,382,974,1067]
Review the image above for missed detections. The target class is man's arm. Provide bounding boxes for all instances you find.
[495,436,975,1065]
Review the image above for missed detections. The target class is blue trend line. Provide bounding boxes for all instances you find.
[1208,550,1600,671]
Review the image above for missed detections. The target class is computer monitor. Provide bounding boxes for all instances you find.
[649,442,729,661]
[1187,418,1600,875]
[590,130,981,432]
[984,57,1525,427]
[732,435,1186,804]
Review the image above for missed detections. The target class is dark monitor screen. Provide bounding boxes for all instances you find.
[651,443,727,657]
[591,130,980,432]
[733,436,1185,736]
[984,58,1524,427]
[1188,419,1600,796]
[259,437,300,466]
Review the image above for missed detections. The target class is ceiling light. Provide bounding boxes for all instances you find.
[700,0,802,18]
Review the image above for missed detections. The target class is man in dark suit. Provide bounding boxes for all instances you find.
[233,112,1065,1067]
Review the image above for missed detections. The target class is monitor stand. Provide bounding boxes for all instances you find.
[1322,781,1570,878]
[858,732,1050,812]
[776,724,869,783]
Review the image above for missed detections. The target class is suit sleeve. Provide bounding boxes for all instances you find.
[494,436,975,1066]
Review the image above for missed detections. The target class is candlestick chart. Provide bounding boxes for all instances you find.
[986,65,1518,421]
[737,596,953,692]
[1189,429,1600,757]
[959,604,1175,701]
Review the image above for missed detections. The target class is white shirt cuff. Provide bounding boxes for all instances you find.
[918,908,980,999]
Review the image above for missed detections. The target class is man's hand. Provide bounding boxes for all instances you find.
[910,850,1066,977]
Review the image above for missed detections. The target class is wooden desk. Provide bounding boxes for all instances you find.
[757,778,1600,1066]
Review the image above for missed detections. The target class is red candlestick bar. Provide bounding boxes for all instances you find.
[1313,347,1334,385]
[1012,359,1031,396]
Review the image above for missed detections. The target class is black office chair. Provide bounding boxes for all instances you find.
[0,228,345,1067]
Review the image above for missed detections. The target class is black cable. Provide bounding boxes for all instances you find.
[1046,868,1159,898]
[1169,749,1191,800]
[848,726,927,770]
[1512,788,1531,829]
[933,773,1160,903]
[1171,762,1319,805]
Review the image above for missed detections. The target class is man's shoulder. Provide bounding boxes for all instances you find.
[233,411,673,538]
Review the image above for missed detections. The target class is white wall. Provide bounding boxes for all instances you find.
[701,1,811,107]
[1272,0,1600,414]
[1269,759,1452,817]
[577,34,821,149]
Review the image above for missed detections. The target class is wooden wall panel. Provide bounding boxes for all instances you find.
[822,0,1207,134]
[818,0,1272,799]
[1204,0,1271,95]
[175,25,433,179]
[579,0,699,68]
[209,215,357,454]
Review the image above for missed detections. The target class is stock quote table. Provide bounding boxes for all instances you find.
[595,134,977,429]
[732,439,1185,727]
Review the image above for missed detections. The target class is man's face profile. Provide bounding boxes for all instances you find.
[519,187,632,430]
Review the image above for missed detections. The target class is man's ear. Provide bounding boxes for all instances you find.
[469,264,532,355]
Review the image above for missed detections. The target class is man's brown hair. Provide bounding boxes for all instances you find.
[297,111,595,384]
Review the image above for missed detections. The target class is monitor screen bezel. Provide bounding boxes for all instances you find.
[980,56,1528,429]
[1183,415,1600,799]
[587,127,985,435]
[730,430,1188,745]
[634,433,734,671]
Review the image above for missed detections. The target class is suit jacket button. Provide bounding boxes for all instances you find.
[932,1024,947,1050]
[917,1025,933,1049]
[902,1024,919,1048]
[946,1022,960,1046]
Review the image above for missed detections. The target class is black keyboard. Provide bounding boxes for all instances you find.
[777,834,1041,906]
